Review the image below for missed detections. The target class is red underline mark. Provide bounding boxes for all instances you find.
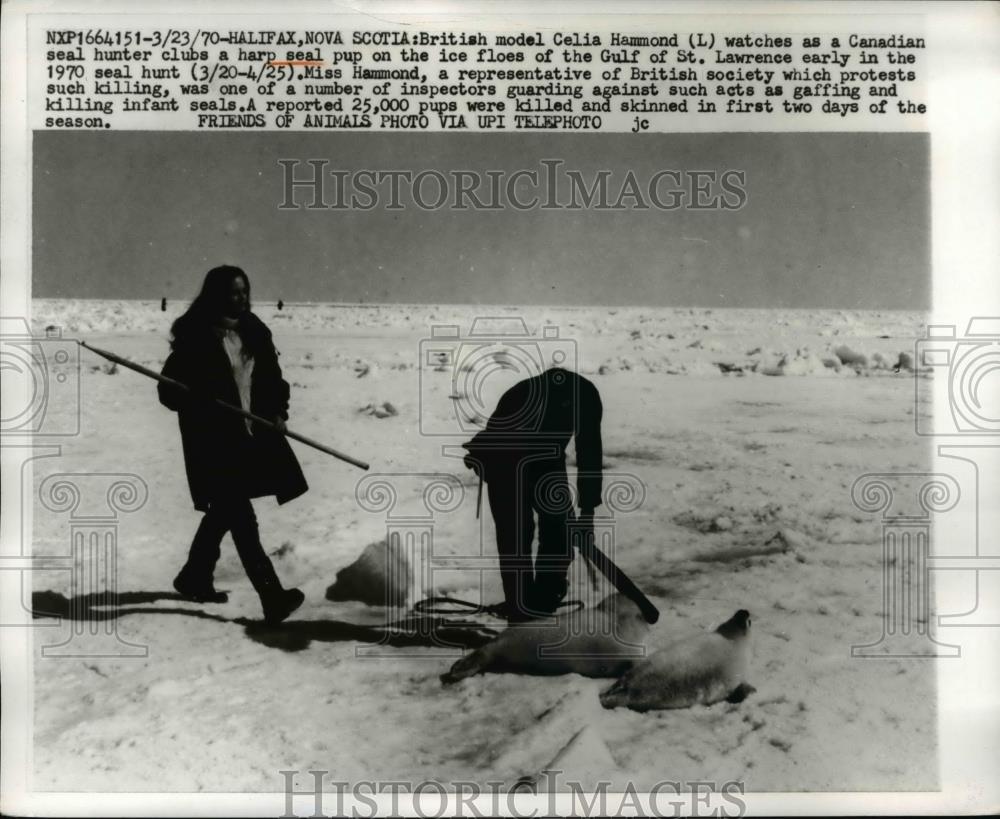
[268,60,325,66]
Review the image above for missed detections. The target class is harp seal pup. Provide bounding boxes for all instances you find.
[324,538,410,609]
[599,609,754,711]
[440,593,650,685]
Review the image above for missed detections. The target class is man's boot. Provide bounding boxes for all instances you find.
[498,561,537,623]
[529,572,569,616]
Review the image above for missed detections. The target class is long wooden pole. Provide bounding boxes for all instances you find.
[78,340,370,471]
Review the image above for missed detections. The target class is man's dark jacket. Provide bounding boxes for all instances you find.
[463,368,603,510]
[157,314,308,512]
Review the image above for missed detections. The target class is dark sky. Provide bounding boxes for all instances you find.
[32,131,929,309]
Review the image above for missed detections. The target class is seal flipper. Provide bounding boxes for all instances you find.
[725,682,756,704]
[440,648,485,685]
[598,677,630,710]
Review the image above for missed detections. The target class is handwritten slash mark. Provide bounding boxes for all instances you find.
[268,60,325,67]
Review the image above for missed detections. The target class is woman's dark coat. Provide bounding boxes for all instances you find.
[157,312,308,512]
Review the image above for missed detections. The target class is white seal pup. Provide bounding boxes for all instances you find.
[441,593,650,685]
[599,609,754,711]
[325,538,411,608]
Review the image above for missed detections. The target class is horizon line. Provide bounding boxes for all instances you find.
[30,297,928,314]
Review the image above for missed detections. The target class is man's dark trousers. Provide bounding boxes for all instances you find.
[486,458,575,616]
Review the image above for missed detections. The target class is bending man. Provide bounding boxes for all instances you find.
[463,367,603,622]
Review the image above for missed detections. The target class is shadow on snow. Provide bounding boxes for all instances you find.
[30,590,496,653]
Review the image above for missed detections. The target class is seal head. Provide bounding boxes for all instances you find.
[598,608,754,711]
[715,609,751,640]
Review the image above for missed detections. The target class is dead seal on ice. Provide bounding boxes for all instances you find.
[599,609,754,711]
[440,593,650,685]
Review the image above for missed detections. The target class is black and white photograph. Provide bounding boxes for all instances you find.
[2,2,998,816]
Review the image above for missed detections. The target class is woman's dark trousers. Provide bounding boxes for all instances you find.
[177,494,282,595]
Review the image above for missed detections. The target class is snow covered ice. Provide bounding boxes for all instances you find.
[28,299,936,792]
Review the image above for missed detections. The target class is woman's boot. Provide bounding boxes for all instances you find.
[227,498,305,624]
[258,580,305,625]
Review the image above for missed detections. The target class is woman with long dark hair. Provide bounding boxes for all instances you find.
[158,265,308,624]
